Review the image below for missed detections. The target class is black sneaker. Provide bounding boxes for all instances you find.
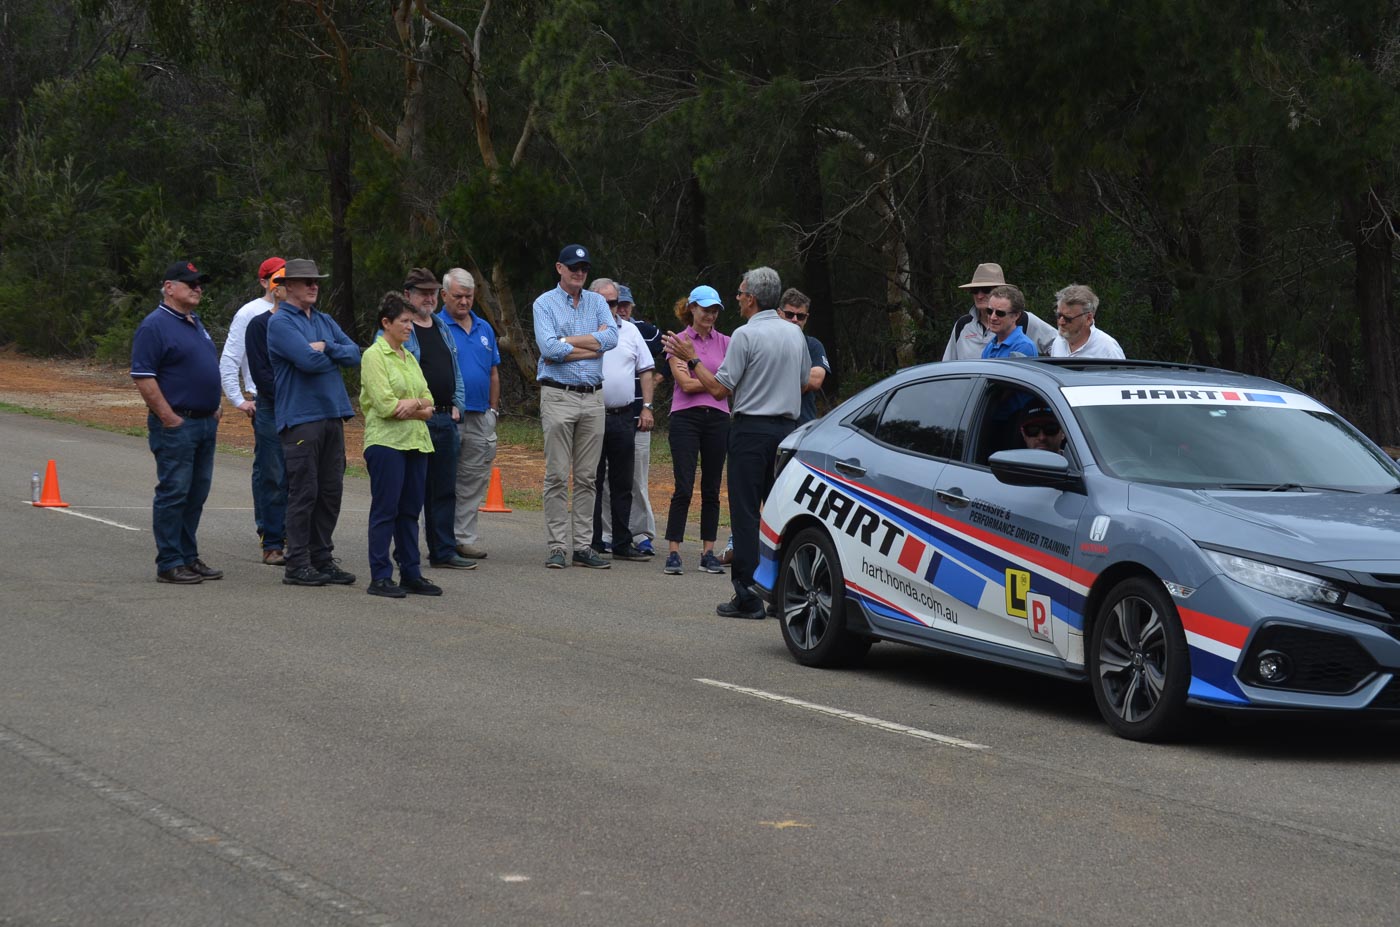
[367,578,406,598]
[399,575,442,596]
[283,565,329,587]
[716,596,766,620]
[186,559,223,580]
[314,560,357,585]
[612,543,650,562]
[571,548,611,569]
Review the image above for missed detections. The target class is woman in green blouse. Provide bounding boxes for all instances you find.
[360,293,442,598]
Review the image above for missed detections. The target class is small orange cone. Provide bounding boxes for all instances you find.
[34,459,69,508]
[479,467,512,513]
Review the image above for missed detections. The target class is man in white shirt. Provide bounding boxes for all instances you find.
[590,278,655,561]
[1048,284,1126,359]
[219,255,284,554]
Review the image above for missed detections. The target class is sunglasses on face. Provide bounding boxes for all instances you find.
[604,299,619,307]
[1021,422,1062,438]
[781,309,809,321]
[1056,310,1088,322]
[971,287,993,295]
[564,263,591,274]
[987,308,1016,318]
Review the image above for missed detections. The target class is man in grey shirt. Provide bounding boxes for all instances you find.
[663,265,807,620]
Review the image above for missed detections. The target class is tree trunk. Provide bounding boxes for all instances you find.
[1236,149,1268,376]
[1342,188,1399,443]
[326,92,356,337]
[793,121,839,396]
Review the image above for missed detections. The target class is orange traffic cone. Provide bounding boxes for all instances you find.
[479,467,512,513]
[34,459,69,508]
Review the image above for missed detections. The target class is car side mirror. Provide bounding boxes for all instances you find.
[989,449,1084,492]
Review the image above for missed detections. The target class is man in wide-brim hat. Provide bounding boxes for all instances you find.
[941,261,1057,361]
[266,258,363,588]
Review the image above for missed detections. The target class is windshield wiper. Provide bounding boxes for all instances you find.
[1215,482,1355,493]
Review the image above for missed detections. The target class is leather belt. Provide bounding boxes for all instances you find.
[433,404,455,414]
[606,407,634,416]
[539,379,600,394]
[171,408,216,419]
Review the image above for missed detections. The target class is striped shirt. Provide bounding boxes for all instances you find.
[532,285,618,386]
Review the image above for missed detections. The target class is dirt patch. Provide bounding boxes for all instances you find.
[0,348,722,530]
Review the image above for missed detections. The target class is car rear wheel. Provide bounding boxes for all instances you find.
[778,528,871,668]
[1088,576,1190,741]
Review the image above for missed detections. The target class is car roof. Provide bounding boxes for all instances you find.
[887,358,1303,395]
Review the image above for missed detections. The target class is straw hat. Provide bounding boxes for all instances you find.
[958,262,1010,289]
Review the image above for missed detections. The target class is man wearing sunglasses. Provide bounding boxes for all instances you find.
[131,261,223,584]
[1048,284,1125,359]
[941,262,1057,360]
[778,287,830,425]
[1019,405,1066,455]
[981,285,1038,358]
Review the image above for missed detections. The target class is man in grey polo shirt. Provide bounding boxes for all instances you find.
[662,265,807,619]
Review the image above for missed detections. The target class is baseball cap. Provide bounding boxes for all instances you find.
[257,257,286,280]
[688,285,722,308]
[617,284,634,305]
[1019,405,1057,424]
[557,244,591,267]
[163,261,211,285]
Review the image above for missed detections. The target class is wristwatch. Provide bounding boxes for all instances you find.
[687,358,700,371]
[642,402,654,410]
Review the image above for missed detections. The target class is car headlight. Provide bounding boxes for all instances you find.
[1206,551,1344,606]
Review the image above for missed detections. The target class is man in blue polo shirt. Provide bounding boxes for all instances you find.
[981,285,1038,358]
[267,258,362,588]
[130,261,224,584]
[438,267,500,561]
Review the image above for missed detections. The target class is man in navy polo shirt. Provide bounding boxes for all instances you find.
[438,267,500,561]
[130,261,224,584]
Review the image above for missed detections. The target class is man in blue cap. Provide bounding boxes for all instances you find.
[533,244,619,569]
[131,261,223,584]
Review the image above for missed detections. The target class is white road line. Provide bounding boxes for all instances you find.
[19,501,140,531]
[695,678,990,751]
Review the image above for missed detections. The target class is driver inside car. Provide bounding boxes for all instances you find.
[1019,405,1065,455]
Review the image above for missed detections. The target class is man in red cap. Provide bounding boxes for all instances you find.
[220,255,286,562]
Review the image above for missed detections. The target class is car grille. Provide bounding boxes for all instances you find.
[1240,625,1377,694]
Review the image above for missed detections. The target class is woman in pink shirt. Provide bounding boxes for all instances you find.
[662,286,731,576]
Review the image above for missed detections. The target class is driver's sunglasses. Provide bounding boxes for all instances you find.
[987,308,1015,318]
[1021,422,1062,438]
[781,309,808,321]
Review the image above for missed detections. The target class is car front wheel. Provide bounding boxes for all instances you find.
[1088,576,1190,741]
[777,528,871,668]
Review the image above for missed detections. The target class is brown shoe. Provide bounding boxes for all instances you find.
[262,548,286,566]
[157,566,203,584]
[456,543,488,560]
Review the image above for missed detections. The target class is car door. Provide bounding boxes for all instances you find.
[929,378,1089,665]
[815,376,977,639]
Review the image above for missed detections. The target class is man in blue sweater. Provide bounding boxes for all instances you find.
[267,258,362,587]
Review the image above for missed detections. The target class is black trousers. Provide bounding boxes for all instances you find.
[280,418,345,571]
[665,406,730,543]
[592,411,636,548]
[727,415,794,603]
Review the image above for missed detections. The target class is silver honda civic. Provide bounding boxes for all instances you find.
[757,358,1400,740]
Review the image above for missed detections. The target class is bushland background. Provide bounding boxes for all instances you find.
[0,1,1396,442]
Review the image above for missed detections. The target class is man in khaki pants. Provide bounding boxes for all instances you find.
[532,244,619,569]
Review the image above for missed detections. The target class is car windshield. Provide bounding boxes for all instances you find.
[1075,404,1400,492]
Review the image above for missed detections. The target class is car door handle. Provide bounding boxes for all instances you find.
[833,458,866,477]
[936,487,970,508]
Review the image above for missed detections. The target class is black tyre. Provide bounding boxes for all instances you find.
[777,528,871,668]
[1088,576,1191,741]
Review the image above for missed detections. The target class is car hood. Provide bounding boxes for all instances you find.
[1127,485,1400,565]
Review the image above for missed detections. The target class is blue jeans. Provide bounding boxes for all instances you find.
[147,413,218,572]
[364,445,427,581]
[423,412,460,562]
[253,395,287,550]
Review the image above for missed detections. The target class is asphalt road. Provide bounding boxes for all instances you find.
[3,410,1400,926]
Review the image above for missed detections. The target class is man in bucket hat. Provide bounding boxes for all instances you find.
[267,258,362,587]
[941,262,1057,360]
[131,261,223,584]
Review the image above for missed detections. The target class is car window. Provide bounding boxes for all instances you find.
[969,380,1064,465]
[867,377,974,460]
[1077,404,1400,491]
[846,395,885,435]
